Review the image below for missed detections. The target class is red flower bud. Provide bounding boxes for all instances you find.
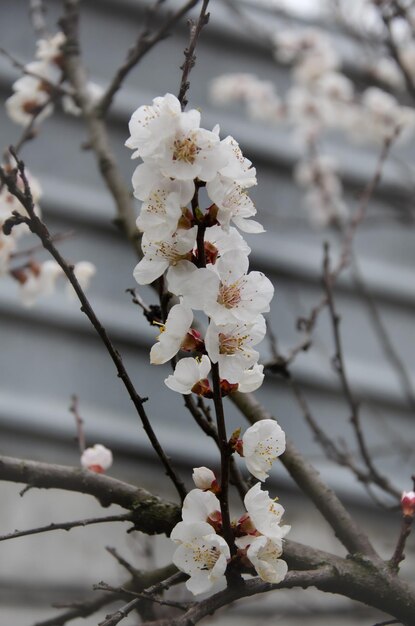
[401,491,415,517]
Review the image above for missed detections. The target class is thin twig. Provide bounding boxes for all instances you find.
[322,243,400,499]
[177,0,210,109]
[96,0,201,116]
[98,572,186,626]
[0,513,132,542]
[69,394,85,453]
[106,546,141,579]
[10,230,74,260]
[0,46,71,97]
[0,151,187,503]
[211,363,237,564]
[389,515,414,573]
[95,581,190,610]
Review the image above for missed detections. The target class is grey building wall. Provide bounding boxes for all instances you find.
[0,1,414,624]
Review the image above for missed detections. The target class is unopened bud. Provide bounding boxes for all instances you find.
[401,491,415,517]
[81,444,113,473]
[192,466,216,490]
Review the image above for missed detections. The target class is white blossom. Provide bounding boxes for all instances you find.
[237,534,288,583]
[181,488,221,524]
[171,521,229,595]
[150,301,193,364]
[133,227,197,285]
[19,260,63,307]
[192,467,217,490]
[80,443,113,473]
[242,419,286,481]
[206,178,264,233]
[164,355,211,395]
[215,136,257,188]
[205,316,266,383]
[244,483,290,541]
[36,32,66,63]
[125,93,226,182]
[135,174,195,240]
[237,363,265,393]
[203,252,274,325]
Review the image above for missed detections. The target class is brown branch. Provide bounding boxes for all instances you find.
[69,394,85,453]
[177,0,210,108]
[34,564,178,626]
[211,362,236,561]
[322,243,400,499]
[33,592,119,626]
[390,515,414,573]
[182,394,248,501]
[0,152,187,503]
[95,581,190,611]
[230,391,379,558]
[59,0,139,254]
[96,0,201,117]
[0,513,132,542]
[98,572,185,626]
[283,131,399,365]
[349,250,415,415]
[0,455,180,535]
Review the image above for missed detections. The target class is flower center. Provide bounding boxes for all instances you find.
[173,136,199,164]
[217,281,241,309]
[193,544,220,571]
[218,332,247,355]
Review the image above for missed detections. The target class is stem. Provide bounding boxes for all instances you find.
[211,363,235,557]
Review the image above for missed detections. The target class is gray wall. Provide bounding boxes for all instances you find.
[0,1,414,624]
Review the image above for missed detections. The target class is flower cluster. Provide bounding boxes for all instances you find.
[171,419,288,595]
[6,32,102,127]
[0,163,95,306]
[126,93,273,396]
[6,33,65,126]
[210,26,415,227]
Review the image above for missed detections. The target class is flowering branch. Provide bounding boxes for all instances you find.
[0,151,187,502]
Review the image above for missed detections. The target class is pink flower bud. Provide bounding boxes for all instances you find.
[401,491,415,517]
[192,466,216,490]
[81,444,113,473]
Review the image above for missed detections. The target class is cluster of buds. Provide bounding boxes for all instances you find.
[80,443,113,474]
[6,32,102,127]
[0,162,95,306]
[126,93,273,396]
[171,420,288,595]
[210,26,415,228]
[6,32,66,126]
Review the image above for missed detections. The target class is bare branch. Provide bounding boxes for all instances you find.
[0,513,132,542]
[177,0,210,109]
[99,572,186,626]
[0,455,180,535]
[69,394,85,453]
[97,0,201,117]
[322,242,400,499]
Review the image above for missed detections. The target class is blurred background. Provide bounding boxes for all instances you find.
[0,0,415,624]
